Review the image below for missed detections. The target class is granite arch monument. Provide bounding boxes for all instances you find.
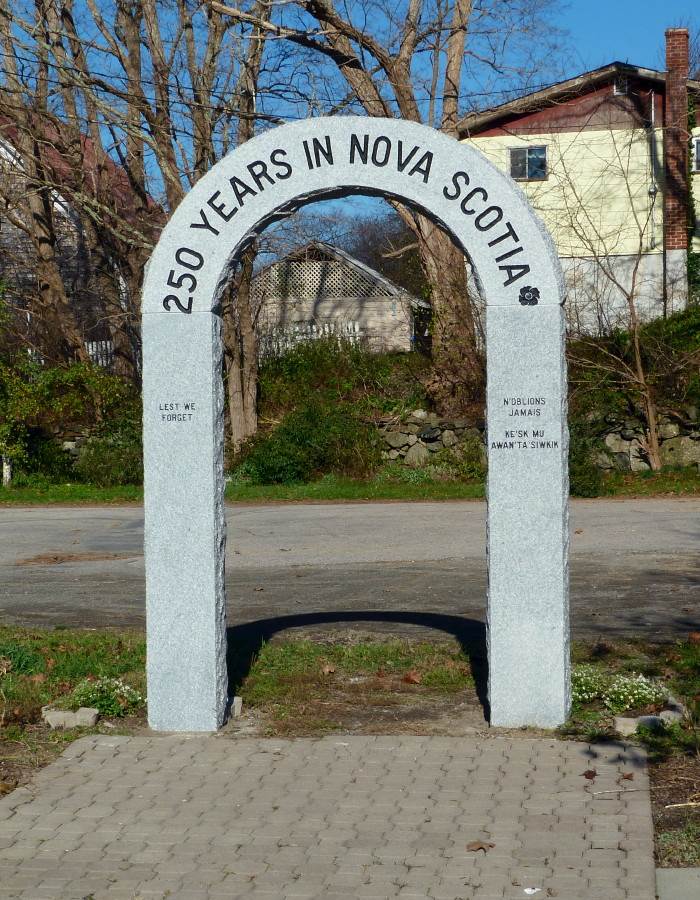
[142,117,570,731]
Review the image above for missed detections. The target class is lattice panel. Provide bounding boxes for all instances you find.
[252,258,393,302]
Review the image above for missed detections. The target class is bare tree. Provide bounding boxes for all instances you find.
[222,0,271,449]
[213,0,567,412]
[0,0,280,444]
[540,124,671,469]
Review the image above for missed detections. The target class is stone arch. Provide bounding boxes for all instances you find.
[142,117,569,732]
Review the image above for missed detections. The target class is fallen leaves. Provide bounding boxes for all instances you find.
[620,772,635,781]
[466,840,495,853]
[402,670,422,685]
[320,665,335,676]
[689,632,700,645]
[581,769,597,781]
[0,782,15,797]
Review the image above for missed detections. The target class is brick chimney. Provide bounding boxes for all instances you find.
[663,27,689,310]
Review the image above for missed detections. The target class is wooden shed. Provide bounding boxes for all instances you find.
[251,242,429,355]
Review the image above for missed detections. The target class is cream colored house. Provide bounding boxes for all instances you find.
[251,242,428,355]
[458,28,699,333]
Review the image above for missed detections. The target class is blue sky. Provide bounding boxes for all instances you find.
[560,2,695,76]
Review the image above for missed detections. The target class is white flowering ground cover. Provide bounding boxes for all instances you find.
[571,664,666,714]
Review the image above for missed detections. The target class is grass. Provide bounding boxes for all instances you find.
[0,465,698,505]
[657,823,700,867]
[0,626,146,728]
[237,638,476,737]
[602,467,700,497]
[0,482,143,504]
[227,475,485,503]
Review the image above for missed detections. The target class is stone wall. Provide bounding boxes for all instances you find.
[49,425,91,460]
[379,409,483,466]
[598,408,700,472]
[380,407,700,472]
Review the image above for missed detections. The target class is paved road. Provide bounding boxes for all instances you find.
[0,733,655,899]
[1,499,699,641]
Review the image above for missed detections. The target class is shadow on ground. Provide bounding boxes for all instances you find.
[226,610,489,718]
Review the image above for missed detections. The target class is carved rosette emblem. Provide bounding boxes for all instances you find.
[518,286,540,306]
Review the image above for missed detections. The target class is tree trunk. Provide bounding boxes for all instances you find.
[223,247,259,450]
[625,283,662,471]
[414,220,484,413]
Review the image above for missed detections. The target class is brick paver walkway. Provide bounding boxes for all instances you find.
[0,734,655,900]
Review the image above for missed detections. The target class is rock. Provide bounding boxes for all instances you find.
[659,420,681,440]
[406,434,417,446]
[620,429,636,441]
[604,433,631,454]
[636,714,666,731]
[419,426,441,442]
[404,442,430,467]
[628,440,650,472]
[453,418,471,429]
[442,430,458,448]
[614,452,631,472]
[594,452,614,471]
[613,716,638,737]
[410,409,427,420]
[613,714,665,736]
[665,694,688,717]
[660,436,700,468]
[61,441,77,453]
[384,431,409,449]
[388,450,400,460]
[659,709,684,725]
[41,706,99,729]
[403,423,421,434]
[685,405,698,422]
[427,442,442,452]
[74,708,99,727]
[232,696,243,718]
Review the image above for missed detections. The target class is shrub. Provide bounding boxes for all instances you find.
[447,432,486,480]
[16,430,74,481]
[568,421,605,498]
[242,400,379,484]
[75,435,143,486]
[0,356,136,469]
[66,677,144,717]
[74,405,143,486]
[258,337,429,419]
